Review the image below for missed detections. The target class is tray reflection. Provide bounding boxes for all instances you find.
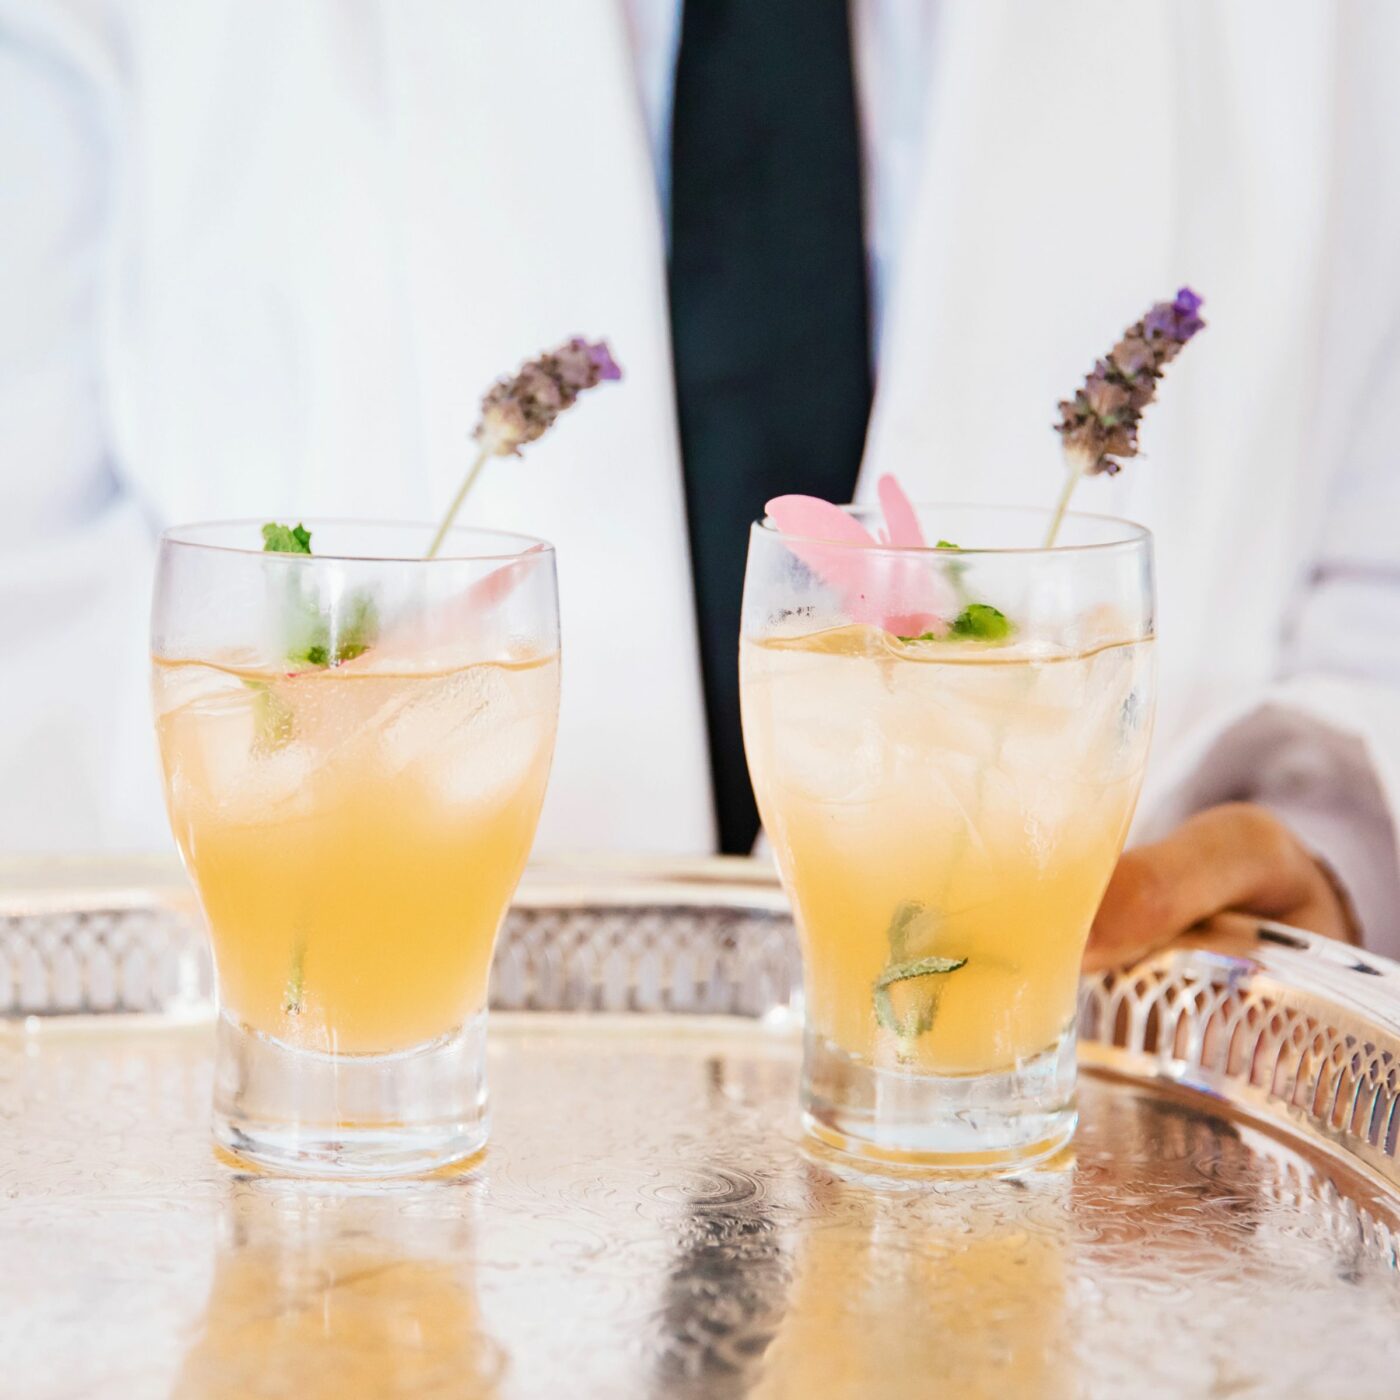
[5,1016,1400,1398]
[172,1188,504,1400]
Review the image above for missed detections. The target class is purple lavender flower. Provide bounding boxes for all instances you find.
[477,336,623,458]
[586,341,623,382]
[1056,288,1205,477]
[426,335,622,558]
[1144,287,1205,343]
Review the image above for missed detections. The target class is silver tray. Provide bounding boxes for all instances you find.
[3,858,1400,1399]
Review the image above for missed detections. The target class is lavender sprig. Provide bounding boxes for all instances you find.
[426,337,622,559]
[1045,288,1205,545]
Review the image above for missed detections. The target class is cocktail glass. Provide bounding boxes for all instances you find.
[740,505,1155,1171]
[152,521,559,1175]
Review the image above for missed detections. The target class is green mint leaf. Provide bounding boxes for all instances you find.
[951,603,1012,641]
[260,522,378,674]
[874,896,966,1041]
[874,956,966,1040]
[875,955,968,990]
[897,602,1013,645]
[262,522,313,554]
[935,539,960,550]
[286,591,379,668]
[333,591,379,663]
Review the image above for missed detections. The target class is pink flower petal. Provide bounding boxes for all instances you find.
[764,495,880,547]
[877,474,926,548]
[765,496,883,625]
[765,484,955,634]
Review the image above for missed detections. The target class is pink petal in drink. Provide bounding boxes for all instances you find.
[764,478,955,636]
[764,495,884,627]
[875,473,926,548]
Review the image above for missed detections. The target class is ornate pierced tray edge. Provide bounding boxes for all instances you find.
[1079,916,1400,1193]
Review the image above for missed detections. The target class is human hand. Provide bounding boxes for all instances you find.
[1085,802,1358,973]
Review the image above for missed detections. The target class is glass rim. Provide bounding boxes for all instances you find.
[753,502,1152,557]
[158,517,556,564]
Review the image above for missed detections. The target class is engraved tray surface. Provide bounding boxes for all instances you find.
[4,859,1400,1399]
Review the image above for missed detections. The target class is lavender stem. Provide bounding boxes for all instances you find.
[425,442,491,560]
[1043,456,1085,548]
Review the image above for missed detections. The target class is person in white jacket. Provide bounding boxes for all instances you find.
[1,2,1395,967]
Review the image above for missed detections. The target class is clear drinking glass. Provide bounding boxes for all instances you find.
[151,521,560,1175]
[740,505,1155,1172]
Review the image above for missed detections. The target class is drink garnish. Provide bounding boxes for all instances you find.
[765,479,957,637]
[261,522,379,668]
[426,337,622,559]
[764,486,1013,644]
[951,603,1012,640]
[876,956,968,994]
[260,522,312,555]
[249,522,380,758]
[1046,287,1205,544]
[899,601,1011,645]
[874,900,965,1050]
[874,958,967,1044]
[875,472,926,547]
[258,336,619,652]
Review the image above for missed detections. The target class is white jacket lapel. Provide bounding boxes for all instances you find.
[862,0,1179,511]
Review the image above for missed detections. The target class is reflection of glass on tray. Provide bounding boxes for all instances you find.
[171,1188,504,1400]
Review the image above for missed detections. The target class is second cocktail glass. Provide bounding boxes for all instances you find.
[152,521,559,1176]
[741,504,1155,1171]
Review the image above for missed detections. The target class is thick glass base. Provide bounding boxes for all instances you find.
[801,1022,1077,1176]
[213,1010,489,1178]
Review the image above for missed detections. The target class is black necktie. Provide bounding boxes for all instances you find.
[669,0,872,854]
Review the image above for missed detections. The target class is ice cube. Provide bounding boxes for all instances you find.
[889,657,1005,765]
[229,741,316,821]
[163,680,257,809]
[432,711,551,808]
[760,651,893,804]
[377,667,508,774]
[377,664,554,807]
